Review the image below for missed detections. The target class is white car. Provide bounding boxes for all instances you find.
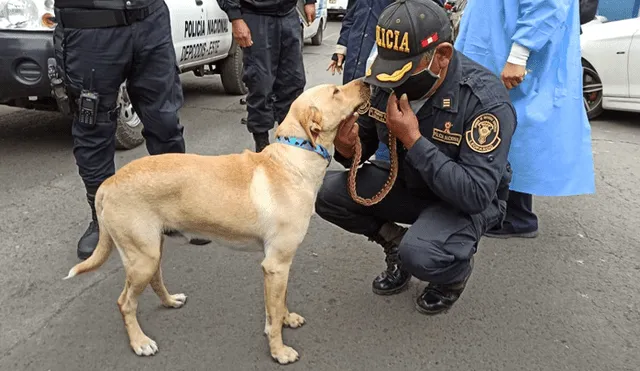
[0,0,245,149]
[299,0,328,47]
[327,0,349,19]
[580,14,640,119]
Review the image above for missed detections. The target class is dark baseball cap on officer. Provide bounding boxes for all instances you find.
[365,0,453,89]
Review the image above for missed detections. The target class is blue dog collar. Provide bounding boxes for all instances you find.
[275,136,332,166]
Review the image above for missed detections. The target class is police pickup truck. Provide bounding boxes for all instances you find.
[0,0,245,150]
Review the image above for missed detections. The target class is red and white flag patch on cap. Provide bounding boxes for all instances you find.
[421,33,439,48]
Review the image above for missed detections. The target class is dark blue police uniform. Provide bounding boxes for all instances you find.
[315,0,516,315]
[53,0,191,260]
[219,0,314,152]
[336,0,393,85]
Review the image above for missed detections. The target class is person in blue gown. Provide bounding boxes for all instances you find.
[454,0,596,238]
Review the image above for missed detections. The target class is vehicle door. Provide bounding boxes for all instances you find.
[301,0,325,40]
[583,19,637,97]
[203,0,233,61]
[165,0,210,68]
[318,0,328,22]
[312,0,327,31]
[627,17,640,98]
[301,9,313,40]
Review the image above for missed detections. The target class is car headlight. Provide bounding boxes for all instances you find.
[0,0,56,31]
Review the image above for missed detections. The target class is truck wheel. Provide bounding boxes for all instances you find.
[311,20,323,45]
[115,84,144,150]
[219,43,248,95]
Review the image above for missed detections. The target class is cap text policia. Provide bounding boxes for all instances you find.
[365,0,453,89]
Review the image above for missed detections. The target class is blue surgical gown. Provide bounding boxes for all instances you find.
[454,0,596,196]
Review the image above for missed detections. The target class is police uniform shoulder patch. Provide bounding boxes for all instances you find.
[465,113,501,153]
[357,100,371,115]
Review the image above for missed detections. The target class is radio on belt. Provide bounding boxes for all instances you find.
[79,69,99,127]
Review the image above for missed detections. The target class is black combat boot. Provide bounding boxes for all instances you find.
[369,222,412,296]
[77,192,99,260]
[415,256,474,315]
[163,230,211,245]
[253,132,270,153]
[188,236,211,245]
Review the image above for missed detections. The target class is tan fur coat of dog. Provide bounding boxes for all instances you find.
[63,79,370,364]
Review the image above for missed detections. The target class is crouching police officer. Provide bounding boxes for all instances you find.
[315,0,516,315]
[53,0,209,260]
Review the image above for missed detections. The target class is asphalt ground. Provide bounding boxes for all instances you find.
[0,21,638,371]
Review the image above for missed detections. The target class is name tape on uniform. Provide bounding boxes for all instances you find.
[368,107,387,123]
[432,121,462,146]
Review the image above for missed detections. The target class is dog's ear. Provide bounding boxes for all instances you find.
[301,105,323,147]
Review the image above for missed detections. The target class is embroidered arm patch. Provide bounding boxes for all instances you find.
[465,113,501,153]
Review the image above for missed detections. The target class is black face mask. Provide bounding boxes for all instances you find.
[393,59,440,101]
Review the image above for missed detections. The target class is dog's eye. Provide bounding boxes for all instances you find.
[333,88,340,95]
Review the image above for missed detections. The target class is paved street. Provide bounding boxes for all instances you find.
[1,20,639,371]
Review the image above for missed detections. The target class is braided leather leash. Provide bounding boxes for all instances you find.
[347,133,399,206]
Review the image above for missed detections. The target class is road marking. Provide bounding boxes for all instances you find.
[324,32,339,42]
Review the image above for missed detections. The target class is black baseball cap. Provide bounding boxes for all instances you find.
[364,0,453,89]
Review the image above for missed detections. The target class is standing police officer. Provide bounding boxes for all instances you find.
[219,0,316,152]
[315,0,516,314]
[53,0,209,261]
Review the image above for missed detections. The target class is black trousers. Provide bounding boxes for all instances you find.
[53,3,185,192]
[241,10,306,134]
[501,190,539,231]
[315,164,506,285]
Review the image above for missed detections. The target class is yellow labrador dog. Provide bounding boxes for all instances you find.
[63,78,370,364]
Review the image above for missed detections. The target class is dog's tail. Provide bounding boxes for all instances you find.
[64,190,114,280]
[63,225,114,280]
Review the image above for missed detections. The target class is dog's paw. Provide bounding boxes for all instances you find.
[163,293,187,309]
[284,312,305,329]
[131,336,158,356]
[271,345,299,364]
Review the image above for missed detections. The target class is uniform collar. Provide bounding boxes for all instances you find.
[375,53,461,118]
[421,51,462,115]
